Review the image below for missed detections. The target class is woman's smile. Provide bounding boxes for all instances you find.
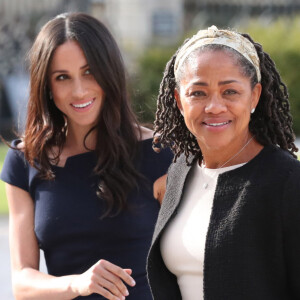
[176,50,261,153]
[71,98,96,111]
[202,119,232,131]
[49,40,104,131]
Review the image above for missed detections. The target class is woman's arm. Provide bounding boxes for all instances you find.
[6,184,135,300]
[140,125,154,140]
[153,174,167,205]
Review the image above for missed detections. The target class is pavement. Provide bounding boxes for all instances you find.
[0,215,46,300]
[0,215,13,300]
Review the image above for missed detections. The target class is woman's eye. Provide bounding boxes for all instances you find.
[191,91,206,97]
[84,69,92,75]
[56,74,68,81]
[224,89,237,95]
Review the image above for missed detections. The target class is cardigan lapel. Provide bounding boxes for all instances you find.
[152,154,196,243]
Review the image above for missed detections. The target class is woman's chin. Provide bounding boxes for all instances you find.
[197,138,232,152]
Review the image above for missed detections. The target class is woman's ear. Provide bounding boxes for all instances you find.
[174,88,183,114]
[252,82,262,109]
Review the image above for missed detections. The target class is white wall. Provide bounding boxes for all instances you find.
[91,0,183,69]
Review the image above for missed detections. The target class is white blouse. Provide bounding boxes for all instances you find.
[160,162,245,300]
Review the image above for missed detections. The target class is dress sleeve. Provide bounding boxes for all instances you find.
[282,165,300,297]
[0,145,29,192]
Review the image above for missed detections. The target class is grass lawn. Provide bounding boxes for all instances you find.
[0,143,9,214]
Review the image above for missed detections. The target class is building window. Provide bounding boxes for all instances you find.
[152,11,178,37]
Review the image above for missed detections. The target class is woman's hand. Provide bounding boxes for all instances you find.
[154,174,167,205]
[71,259,135,300]
[6,183,135,300]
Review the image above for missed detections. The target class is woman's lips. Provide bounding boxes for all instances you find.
[203,120,231,127]
[202,120,232,132]
[71,98,95,111]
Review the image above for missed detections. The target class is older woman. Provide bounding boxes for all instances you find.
[147,26,300,299]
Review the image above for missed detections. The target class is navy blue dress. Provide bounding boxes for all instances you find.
[0,138,173,299]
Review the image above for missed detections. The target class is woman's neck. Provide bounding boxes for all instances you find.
[65,124,97,154]
[200,136,263,169]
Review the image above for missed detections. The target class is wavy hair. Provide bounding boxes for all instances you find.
[23,12,141,216]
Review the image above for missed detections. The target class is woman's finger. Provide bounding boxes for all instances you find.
[92,282,125,300]
[98,260,136,287]
[94,265,129,297]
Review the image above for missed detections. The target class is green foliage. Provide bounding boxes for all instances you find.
[240,17,300,134]
[130,47,178,124]
[131,17,300,135]
[0,144,8,214]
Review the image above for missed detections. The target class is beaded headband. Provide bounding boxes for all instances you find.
[174,25,261,82]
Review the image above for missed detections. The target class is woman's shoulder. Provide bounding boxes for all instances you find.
[4,138,27,160]
[0,139,30,191]
[253,145,300,180]
[5,139,25,156]
[139,137,173,166]
[136,136,173,180]
[267,145,300,167]
[167,152,195,174]
[139,126,154,141]
[5,138,24,149]
[3,139,26,164]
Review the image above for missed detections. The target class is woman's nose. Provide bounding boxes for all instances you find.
[72,78,87,99]
[204,95,227,114]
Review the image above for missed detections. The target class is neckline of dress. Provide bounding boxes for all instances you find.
[51,138,152,169]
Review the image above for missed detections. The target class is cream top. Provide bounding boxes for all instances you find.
[160,161,245,299]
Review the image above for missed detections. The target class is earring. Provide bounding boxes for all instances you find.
[49,91,53,100]
[180,110,184,116]
[251,108,255,114]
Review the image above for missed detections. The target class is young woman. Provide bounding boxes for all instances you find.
[147,25,300,299]
[0,12,172,300]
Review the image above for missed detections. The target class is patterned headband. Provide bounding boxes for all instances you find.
[174,25,261,82]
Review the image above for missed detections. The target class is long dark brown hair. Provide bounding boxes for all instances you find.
[153,32,298,163]
[24,12,141,216]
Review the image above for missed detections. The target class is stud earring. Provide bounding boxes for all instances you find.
[251,108,255,114]
[180,110,184,116]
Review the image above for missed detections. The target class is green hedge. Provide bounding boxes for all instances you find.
[130,47,178,124]
[131,16,300,134]
[241,17,300,133]
[0,144,8,214]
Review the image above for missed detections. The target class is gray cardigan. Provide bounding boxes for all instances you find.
[147,145,300,299]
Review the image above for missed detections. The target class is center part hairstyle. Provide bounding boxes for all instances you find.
[25,12,141,216]
[153,26,298,163]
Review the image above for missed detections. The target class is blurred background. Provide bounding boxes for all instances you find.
[0,0,300,298]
